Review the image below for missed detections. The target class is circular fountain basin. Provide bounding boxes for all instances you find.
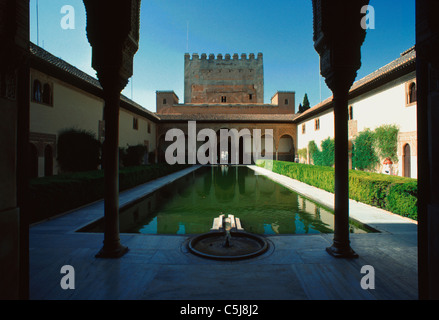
[188,231,269,261]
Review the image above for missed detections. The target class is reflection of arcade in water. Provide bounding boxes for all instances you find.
[101,166,368,235]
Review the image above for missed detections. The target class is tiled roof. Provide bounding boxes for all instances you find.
[351,47,415,91]
[29,43,159,121]
[157,113,297,122]
[294,47,416,122]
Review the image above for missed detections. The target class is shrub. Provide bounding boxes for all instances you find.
[121,144,148,167]
[385,181,417,220]
[29,163,191,224]
[309,138,335,167]
[352,129,379,171]
[297,148,307,161]
[256,160,417,220]
[57,128,101,172]
[316,138,335,167]
[374,124,399,162]
[308,141,319,161]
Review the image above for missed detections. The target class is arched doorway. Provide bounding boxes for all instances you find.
[278,135,295,162]
[44,145,53,177]
[403,143,411,178]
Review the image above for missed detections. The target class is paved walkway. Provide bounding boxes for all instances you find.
[29,165,418,300]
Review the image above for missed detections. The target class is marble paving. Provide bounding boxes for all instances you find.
[29,165,418,300]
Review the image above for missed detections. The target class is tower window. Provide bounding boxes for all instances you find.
[285,99,289,105]
[249,94,253,101]
[163,98,167,105]
[221,96,227,103]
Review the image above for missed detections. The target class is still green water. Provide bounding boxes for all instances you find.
[88,166,369,235]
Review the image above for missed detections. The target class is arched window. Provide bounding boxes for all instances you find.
[33,80,42,103]
[409,82,417,104]
[42,83,52,105]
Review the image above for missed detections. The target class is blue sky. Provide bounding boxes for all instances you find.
[29,0,415,112]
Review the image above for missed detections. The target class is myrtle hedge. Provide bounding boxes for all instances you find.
[256,160,417,220]
[29,163,191,224]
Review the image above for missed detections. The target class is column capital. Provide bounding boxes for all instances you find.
[83,0,141,92]
[312,0,369,93]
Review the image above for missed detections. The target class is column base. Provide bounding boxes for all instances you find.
[95,243,129,259]
[326,244,359,259]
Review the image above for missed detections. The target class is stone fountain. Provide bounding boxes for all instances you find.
[187,214,269,260]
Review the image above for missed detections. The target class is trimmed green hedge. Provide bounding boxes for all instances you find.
[29,164,191,224]
[256,160,417,220]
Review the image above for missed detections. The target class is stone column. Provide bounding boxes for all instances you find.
[83,0,141,258]
[416,0,439,300]
[330,83,357,257]
[0,0,30,299]
[312,0,369,258]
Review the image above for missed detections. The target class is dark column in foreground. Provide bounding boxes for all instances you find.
[0,0,30,299]
[312,0,369,258]
[83,0,141,258]
[416,0,439,300]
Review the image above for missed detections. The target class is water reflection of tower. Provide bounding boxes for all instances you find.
[214,166,236,202]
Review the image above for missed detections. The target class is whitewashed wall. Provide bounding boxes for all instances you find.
[296,71,417,178]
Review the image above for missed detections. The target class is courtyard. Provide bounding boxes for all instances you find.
[29,165,418,300]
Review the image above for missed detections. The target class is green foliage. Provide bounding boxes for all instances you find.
[352,129,379,170]
[385,182,417,220]
[302,93,310,109]
[297,148,308,161]
[120,144,148,167]
[374,124,399,162]
[57,128,101,172]
[28,164,191,224]
[308,141,318,158]
[309,138,335,167]
[317,138,335,167]
[256,160,335,193]
[298,94,311,113]
[256,160,417,220]
[352,125,399,171]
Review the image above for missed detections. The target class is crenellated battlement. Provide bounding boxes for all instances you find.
[185,52,263,61]
[184,51,264,104]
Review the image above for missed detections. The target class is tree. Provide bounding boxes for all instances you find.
[315,138,335,167]
[374,124,399,162]
[121,144,148,167]
[309,138,335,167]
[352,129,379,171]
[302,93,310,112]
[57,128,101,172]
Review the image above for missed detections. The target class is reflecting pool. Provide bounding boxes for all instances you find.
[82,166,370,235]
